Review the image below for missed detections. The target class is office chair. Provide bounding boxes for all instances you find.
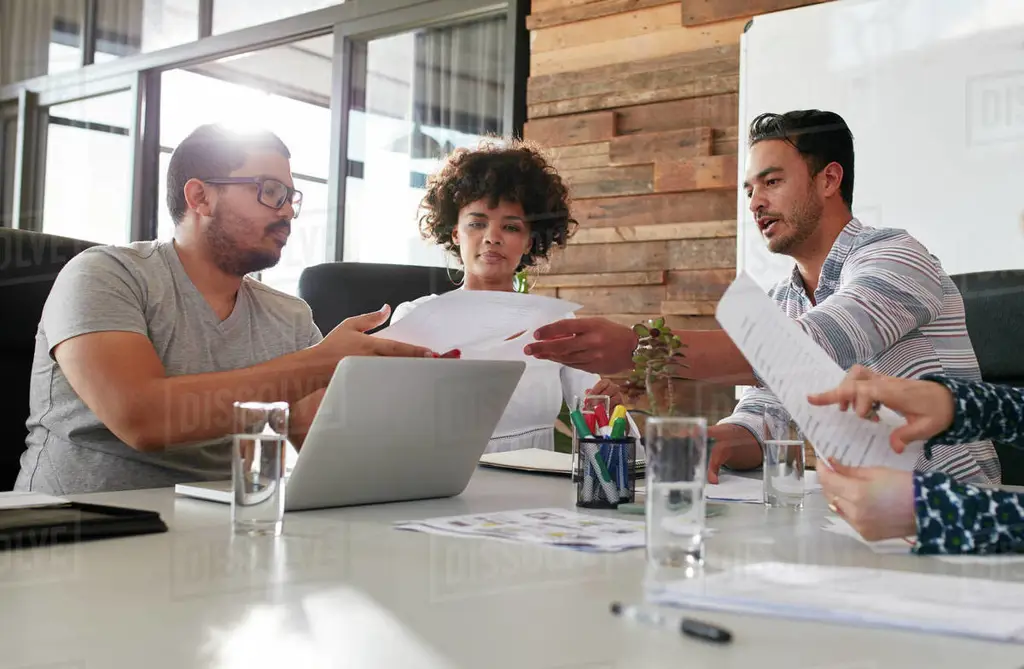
[952,270,1024,485]
[0,228,98,490]
[297,261,462,335]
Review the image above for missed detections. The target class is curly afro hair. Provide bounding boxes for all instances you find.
[418,138,578,272]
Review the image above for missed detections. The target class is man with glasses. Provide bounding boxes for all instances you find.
[15,123,436,495]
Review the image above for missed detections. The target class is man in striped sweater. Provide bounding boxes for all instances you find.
[525,109,1001,485]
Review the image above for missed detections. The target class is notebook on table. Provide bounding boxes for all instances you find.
[478,448,645,476]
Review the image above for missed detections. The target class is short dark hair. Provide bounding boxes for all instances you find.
[748,110,855,208]
[418,138,577,272]
[166,124,291,224]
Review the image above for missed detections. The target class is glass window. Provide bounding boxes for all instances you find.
[344,15,507,267]
[0,0,83,83]
[212,0,343,35]
[96,0,200,58]
[159,36,332,295]
[2,116,16,227]
[42,91,135,244]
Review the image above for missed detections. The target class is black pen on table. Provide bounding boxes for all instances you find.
[610,601,733,644]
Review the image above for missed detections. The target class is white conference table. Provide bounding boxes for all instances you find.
[2,468,1023,669]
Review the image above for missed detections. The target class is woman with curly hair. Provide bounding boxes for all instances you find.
[392,139,626,454]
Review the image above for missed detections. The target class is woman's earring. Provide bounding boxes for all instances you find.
[445,254,465,286]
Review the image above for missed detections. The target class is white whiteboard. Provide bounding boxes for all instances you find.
[737,0,1024,290]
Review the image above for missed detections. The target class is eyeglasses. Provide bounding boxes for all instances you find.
[203,177,303,219]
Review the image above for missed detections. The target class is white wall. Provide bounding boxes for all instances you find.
[738,0,1024,290]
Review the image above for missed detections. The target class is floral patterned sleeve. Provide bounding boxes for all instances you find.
[912,471,1024,554]
[920,374,1024,452]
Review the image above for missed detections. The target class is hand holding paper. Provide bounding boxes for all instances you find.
[373,290,582,358]
[714,273,921,470]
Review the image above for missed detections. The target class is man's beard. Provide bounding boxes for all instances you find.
[204,209,284,277]
[768,190,822,256]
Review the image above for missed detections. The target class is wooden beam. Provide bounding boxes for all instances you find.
[528,45,739,105]
[531,18,748,77]
[532,0,591,12]
[668,236,736,269]
[609,127,713,166]
[602,313,722,331]
[561,285,667,314]
[546,141,610,171]
[666,268,735,301]
[524,111,618,147]
[572,220,735,244]
[655,155,738,192]
[533,270,666,288]
[563,164,654,198]
[616,93,739,136]
[572,191,737,228]
[528,0,679,31]
[661,300,718,315]
[531,3,681,49]
[682,0,830,27]
[529,74,738,119]
[713,126,740,155]
[665,314,721,330]
[550,240,669,274]
[531,287,559,299]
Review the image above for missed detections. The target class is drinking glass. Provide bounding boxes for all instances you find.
[762,405,807,509]
[232,401,289,536]
[644,416,708,568]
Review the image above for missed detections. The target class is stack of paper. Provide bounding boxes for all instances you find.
[649,561,1024,643]
[636,473,821,504]
[395,508,645,552]
[0,492,69,509]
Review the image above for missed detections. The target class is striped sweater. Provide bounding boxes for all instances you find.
[720,218,1001,484]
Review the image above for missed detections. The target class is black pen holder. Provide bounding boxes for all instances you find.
[574,436,637,509]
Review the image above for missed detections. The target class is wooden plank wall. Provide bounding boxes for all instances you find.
[523,0,829,420]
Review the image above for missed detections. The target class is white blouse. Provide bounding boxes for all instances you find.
[392,293,599,454]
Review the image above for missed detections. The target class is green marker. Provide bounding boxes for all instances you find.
[569,409,593,438]
[610,417,628,439]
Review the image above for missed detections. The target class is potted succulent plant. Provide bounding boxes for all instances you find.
[622,317,689,416]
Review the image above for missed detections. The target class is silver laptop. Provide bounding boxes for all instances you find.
[176,357,525,511]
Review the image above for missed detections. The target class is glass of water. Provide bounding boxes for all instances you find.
[232,401,289,536]
[644,416,708,568]
[762,405,806,509]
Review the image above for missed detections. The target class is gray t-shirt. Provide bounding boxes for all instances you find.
[15,240,323,495]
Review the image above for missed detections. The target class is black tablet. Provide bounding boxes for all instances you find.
[0,502,168,551]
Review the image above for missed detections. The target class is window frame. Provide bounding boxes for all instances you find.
[0,0,529,262]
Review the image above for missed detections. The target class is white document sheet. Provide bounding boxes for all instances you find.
[0,491,69,510]
[715,273,921,470]
[650,561,1024,643]
[373,290,582,356]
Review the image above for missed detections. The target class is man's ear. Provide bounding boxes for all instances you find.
[820,162,844,200]
[183,178,214,218]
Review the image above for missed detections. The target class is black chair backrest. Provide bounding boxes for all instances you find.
[298,262,462,335]
[0,228,98,490]
[951,270,1024,484]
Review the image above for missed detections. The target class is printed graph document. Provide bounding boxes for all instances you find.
[649,561,1024,643]
[374,290,582,357]
[715,272,920,470]
[395,508,644,552]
